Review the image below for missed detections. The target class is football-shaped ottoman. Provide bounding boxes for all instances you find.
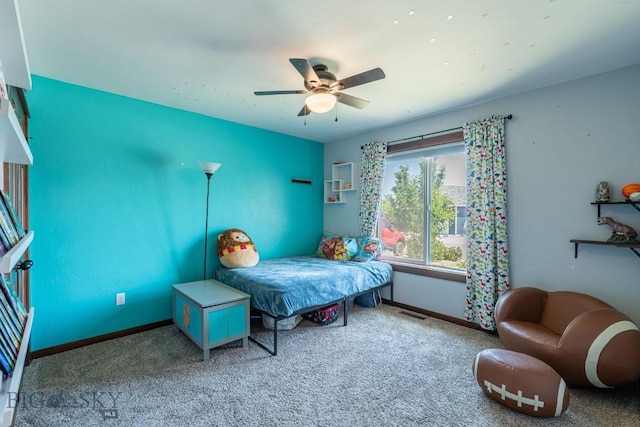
[473,349,570,418]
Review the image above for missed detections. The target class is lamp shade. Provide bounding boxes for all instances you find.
[304,93,337,114]
[199,161,222,174]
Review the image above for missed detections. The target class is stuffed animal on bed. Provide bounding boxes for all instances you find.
[217,228,259,268]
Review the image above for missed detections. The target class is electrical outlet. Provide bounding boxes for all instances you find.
[116,292,125,306]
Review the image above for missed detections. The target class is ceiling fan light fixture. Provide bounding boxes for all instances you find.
[304,93,337,114]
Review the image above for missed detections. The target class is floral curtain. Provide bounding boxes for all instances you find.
[359,141,387,236]
[463,115,510,331]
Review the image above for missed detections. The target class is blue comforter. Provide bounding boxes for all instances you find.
[214,256,393,317]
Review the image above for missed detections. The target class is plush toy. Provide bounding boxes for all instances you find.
[217,228,259,268]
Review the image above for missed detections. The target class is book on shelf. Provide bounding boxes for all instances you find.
[0,196,19,247]
[0,219,13,253]
[0,322,16,360]
[0,289,23,335]
[0,316,17,360]
[0,191,26,240]
[0,324,16,369]
[0,316,20,375]
[0,302,21,346]
[0,275,27,324]
[0,348,13,376]
[0,312,15,375]
[0,215,17,248]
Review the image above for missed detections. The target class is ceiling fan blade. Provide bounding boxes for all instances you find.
[254,90,307,96]
[297,105,311,116]
[335,92,370,109]
[289,58,320,84]
[334,68,385,90]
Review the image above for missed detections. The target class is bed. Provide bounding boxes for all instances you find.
[214,255,393,355]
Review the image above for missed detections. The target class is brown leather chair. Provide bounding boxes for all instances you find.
[494,287,640,388]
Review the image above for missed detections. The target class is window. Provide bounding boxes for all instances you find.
[378,131,466,280]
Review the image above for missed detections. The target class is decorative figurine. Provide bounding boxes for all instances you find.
[597,216,639,243]
[595,181,610,202]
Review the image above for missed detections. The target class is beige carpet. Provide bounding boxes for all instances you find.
[14,304,640,426]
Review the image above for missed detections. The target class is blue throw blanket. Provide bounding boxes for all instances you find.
[215,256,392,317]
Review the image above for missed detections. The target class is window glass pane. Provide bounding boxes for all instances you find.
[380,142,467,272]
[380,156,424,260]
[430,151,466,270]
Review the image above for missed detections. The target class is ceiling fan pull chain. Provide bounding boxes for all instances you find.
[304,105,307,126]
[335,103,339,122]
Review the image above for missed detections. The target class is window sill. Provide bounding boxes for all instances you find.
[383,259,466,283]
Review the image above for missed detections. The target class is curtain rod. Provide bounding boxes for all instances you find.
[361,114,513,148]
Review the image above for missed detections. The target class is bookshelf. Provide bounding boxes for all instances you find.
[0,117,34,427]
[0,1,34,425]
[0,160,32,427]
[0,173,33,423]
[0,105,32,423]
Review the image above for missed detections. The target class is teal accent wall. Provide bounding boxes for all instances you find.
[27,76,323,351]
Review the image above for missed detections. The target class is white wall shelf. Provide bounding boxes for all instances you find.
[0,3,34,423]
[324,179,345,204]
[0,96,32,166]
[324,162,356,204]
[0,0,32,90]
[0,230,33,273]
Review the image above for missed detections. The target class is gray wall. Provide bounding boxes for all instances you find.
[324,64,640,325]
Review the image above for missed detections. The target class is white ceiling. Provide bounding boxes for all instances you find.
[12,0,640,143]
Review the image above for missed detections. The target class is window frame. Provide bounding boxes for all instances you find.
[381,130,466,283]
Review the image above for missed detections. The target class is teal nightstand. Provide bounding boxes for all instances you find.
[172,279,250,361]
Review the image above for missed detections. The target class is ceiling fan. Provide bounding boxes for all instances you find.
[254,58,385,116]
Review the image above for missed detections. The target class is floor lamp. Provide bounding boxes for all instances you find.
[200,161,222,280]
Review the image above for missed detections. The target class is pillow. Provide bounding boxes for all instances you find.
[353,236,382,262]
[316,235,358,261]
[217,228,259,268]
[315,233,337,256]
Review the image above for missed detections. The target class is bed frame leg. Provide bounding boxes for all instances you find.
[248,315,279,356]
[273,324,278,355]
[343,298,348,326]
[248,336,277,356]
